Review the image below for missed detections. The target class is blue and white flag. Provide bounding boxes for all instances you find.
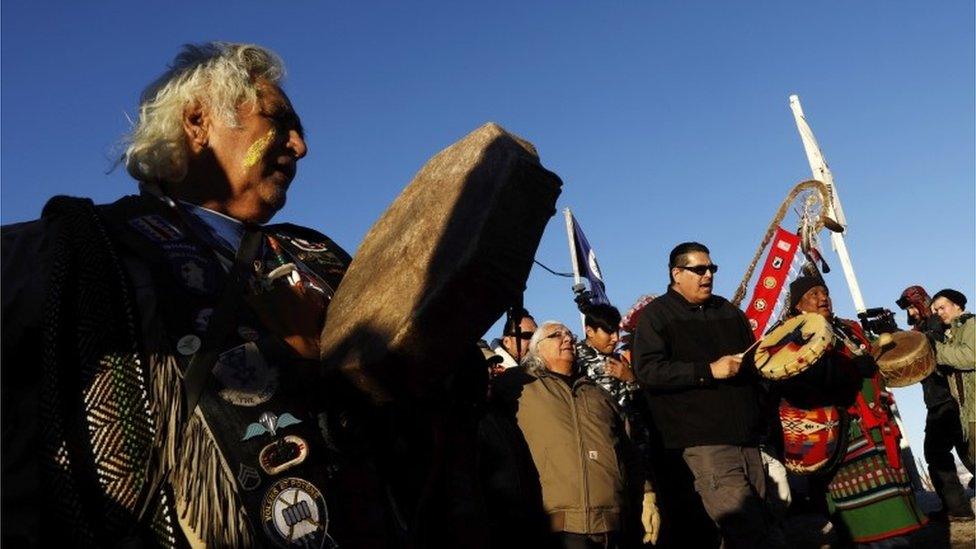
[565,209,609,306]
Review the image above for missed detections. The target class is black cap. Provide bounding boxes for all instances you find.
[789,275,827,314]
[932,289,967,309]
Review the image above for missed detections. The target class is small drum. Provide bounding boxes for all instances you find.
[754,313,833,381]
[871,331,935,387]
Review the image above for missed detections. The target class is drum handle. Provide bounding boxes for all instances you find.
[830,324,866,357]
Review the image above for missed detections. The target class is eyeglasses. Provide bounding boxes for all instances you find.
[505,332,533,340]
[676,264,718,276]
[544,330,576,343]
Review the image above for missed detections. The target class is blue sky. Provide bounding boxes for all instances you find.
[3,2,974,466]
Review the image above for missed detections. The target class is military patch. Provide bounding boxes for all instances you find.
[238,326,261,342]
[754,298,767,312]
[261,477,334,548]
[194,308,214,333]
[163,242,218,295]
[287,237,329,253]
[776,239,792,252]
[128,214,183,243]
[177,334,201,356]
[763,276,777,289]
[242,412,303,441]
[213,342,279,407]
[749,318,759,331]
[772,257,784,270]
[238,463,262,492]
[260,435,309,475]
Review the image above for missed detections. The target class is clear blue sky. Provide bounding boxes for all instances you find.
[3,2,974,466]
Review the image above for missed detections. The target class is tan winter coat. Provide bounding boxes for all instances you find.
[512,366,645,534]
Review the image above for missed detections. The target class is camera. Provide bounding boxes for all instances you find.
[857,307,898,337]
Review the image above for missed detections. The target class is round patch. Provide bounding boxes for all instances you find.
[238,326,261,342]
[261,477,330,548]
[749,318,759,331]
[177,334,201,356]
[213,342,279,406]
[763,276,777,289]
[754,298,767,312]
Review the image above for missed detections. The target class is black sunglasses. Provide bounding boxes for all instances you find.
[676,264,718,276]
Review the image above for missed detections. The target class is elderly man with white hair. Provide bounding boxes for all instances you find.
[485,321,658,549]
[2,42,397,547]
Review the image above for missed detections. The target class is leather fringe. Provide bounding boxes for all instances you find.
[149,350,251,547]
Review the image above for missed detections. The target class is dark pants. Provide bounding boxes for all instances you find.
[557,531,620,549]
[682,445,774,549]
[924,400,973,516]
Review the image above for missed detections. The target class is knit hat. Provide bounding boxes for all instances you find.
[932,289,967,309]
[897,285,931,326]
[788,275,827,314]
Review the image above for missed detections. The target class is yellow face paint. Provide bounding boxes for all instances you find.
[243,127,276,169]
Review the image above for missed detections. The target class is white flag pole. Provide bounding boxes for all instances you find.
[789,95,921,489]
[564,208,586,330]
[789,95,867,314]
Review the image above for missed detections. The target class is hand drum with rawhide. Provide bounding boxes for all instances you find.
[754,313,833,381]
[320,123,562,403]
[871,331,935,387]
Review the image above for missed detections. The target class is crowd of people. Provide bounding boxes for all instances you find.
[1,41,973,548]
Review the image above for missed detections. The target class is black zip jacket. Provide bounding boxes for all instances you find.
[632,287,762,449]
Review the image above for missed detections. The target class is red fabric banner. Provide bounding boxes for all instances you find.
[745,227,801,339]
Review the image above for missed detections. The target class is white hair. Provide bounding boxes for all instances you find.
[123,42,285,185]
[521,320,572,376]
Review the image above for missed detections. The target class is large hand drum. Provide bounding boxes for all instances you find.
[871,331,935,387]
[754,313,833,381]
[320,123,562,402]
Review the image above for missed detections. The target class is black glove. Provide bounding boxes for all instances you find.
[923,315,946,343]
[852,354,878,377]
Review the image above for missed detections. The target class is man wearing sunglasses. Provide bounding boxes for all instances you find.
[632,242,770,548]
[490,307,538,370]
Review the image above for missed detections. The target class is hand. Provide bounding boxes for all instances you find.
[641,490,660,545]
[851,354,878,377]
[709,355,742,379]
[605,356,636,383]
[245,282,326,360]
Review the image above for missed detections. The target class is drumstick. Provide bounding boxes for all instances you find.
[734,338,763,359]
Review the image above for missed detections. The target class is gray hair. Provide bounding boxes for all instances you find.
[123,42,285,184]
[521,320,572,376]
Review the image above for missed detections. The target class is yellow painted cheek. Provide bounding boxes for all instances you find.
[242,127,276,169]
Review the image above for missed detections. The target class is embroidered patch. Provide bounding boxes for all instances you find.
[754,298,767,312]
[260,435,309,475]
[194,308,214,333]
[287,237,329,253]
[238,463,262,492]
[163,242,217,295]
[763,276,777,289]
[242,412,303,441]
[749,318,759,331]
[776,239,792,252]
[177,334,201,356]
[261,477,333,548]
[238,326,260,342]
[213,342,279,407]
[772,257,784,270]
[128,214,183,243]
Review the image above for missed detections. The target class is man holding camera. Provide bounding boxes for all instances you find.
[896,286,973,521]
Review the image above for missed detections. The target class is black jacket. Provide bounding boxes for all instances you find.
[632,287,762,449]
